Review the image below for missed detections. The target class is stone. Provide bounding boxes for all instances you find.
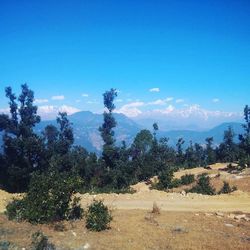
[172,226,188,233]
[205,213,213,216]
[71,231,77,237]
[83,243,90,249]
[225,223,234,227]
[234,214,246,220]
[228,213,236,219]
[181,190,186,196]
[243,217,250,222]
[216,212,224,217]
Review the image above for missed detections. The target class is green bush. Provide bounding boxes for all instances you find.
[85,200,112,231]
[0,241,17,250]
[67,197,84,220]
[188,174,215,195]
[180,174,195,185]
[6,170,83,223]
[218,181,237,194]
[170,178,182,188]
[156,169,174,190]
[5,199,25,221]
[31,231,56,250]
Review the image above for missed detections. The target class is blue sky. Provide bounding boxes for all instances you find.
[0,0,249,126]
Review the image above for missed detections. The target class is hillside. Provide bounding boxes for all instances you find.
[34,111,243,152]
[35,111,142,153]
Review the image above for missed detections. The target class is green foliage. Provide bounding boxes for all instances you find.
[176,138,185,166]
[99,88,118,169]
[31,231,56,250]
[0,241,17,250]
[170,178,182,188]
[156,168,174,190]
[85,200,112,231]
[6,170,83,223]
[0,84,46,192]
[205,137,216,165]
[5,199,25,221]
[218,181,237,194]
[56,112,74,155]
[238,105,250,168]
[188,174,215,195]
[180,174,195,185]
[67,197,84,220]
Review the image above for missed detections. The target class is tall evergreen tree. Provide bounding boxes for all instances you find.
[218,126,238,162]
[0,84,45,192]
[99,88,118,169]
[205,137,216,165]
[239,105,250,167]
[176,138,185,166]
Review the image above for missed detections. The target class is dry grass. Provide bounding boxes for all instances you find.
[1,210,250,250]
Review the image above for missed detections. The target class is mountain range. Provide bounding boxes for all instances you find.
[34,111,244,153]
[0,111,244,153]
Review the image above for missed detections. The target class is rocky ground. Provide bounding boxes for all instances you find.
[0,163,250,249]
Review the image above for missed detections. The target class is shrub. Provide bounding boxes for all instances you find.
[180,174,195,185]
[85,200,112,231]
[188,174,215,195]
[0,241,17,250]
[170,178,182,188]
[31,231,56,250]
[6,169,83,224]
[67,197,84,220]
[218,181,237,194]
[5,199,25,221]
[156,169,174,190]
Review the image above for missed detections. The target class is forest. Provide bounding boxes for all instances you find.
[0,84,249,194]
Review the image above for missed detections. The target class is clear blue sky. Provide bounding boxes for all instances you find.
[0,0,249,121]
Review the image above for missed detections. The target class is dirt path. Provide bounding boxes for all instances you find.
[1,163,250,214]
[79,189,250,213]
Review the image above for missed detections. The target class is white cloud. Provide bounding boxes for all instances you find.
[59,105,80,114]
[154,105,175,114]
[51,95,65,100]
[149,88,160,92]
[38,105,80,120]
[0,107,10,114]
[87,99,99,104]
[34,98,49,104]
[166,97,174,102]
[148,99,166,105]
[143,104,239,121]
[147,97,174,106]
[176,99,184,103]
[82,93,89,97]
[212,98,220,103]
[116,102,144,117]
